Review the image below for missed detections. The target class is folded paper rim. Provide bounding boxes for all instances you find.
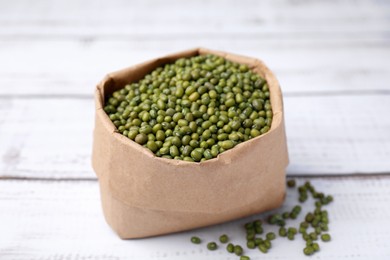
[94,47,284,167]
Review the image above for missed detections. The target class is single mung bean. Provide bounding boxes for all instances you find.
[219,234,229,243]
[169,145,179,157]
[146,141,158,152]
[266,232,276,240]
[287,179,296,187]
[234,245,243,256]
[279,227,287,237]
[292,205,302,214]
[299,194,308,203]
[263,240,272,249]
[321,216,329,224]
[305,213,314,223]
[312,243,320,251]
[135,133,148,145]
[299,226,307,234]
[309,232,318,241]
[245,231,254,240]
[246,233,255,240]
[190,236,201,244]
[247,240,256,249]
[220,140,234,150]
[258,244,268,253]
[288,227,297,234]
[300,222,309,228]
[321,234,331,242]
[227,243,234,253]
[240,256,250,260]
[207,242,218,251]
[191,150,202,162]
[255,225,263,234]
[303,246,314,256]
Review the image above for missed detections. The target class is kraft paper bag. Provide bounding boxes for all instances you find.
[92,48,289,239]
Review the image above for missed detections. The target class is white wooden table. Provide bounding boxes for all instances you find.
[1,0,390,259]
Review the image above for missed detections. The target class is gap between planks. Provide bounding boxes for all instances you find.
[1,173,390,183]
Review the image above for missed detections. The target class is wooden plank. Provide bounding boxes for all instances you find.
[0,40,389,96]
[0,98,94,179]
[286,94,390,174]
[0,176,389,259]
[0,95,389,179]
[0,0,389,38]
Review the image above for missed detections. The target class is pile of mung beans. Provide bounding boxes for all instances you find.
[104,54,272,162]
[190,179,333,259]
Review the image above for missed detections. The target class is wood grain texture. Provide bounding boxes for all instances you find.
[0,0,389,96]
[1,95,389,179]
[1,177,389,259]
[0,41,389,96]
[0,0,389,38]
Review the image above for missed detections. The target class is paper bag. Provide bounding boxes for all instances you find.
[92,48,289,239]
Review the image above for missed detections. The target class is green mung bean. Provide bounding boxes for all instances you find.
[104,54,272,161]
[287,233,295,241]
[258,244,268,253]
[234,245,243,256]
[247,240,256,249]
[189,179,334,257]
[219,234,229,243]
[312,243,320,251]
[190,236,201,244]
[207,242,218,250]
[227,243,234,253]
[279,227,287,237]
[287,179,296,188]
[263,240,272,249]
[321,234,331,242]
[266,232,276,240]
[303,246,314,256]
[253,238,262,246]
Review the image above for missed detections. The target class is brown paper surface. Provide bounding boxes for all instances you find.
[92,48,289,239]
